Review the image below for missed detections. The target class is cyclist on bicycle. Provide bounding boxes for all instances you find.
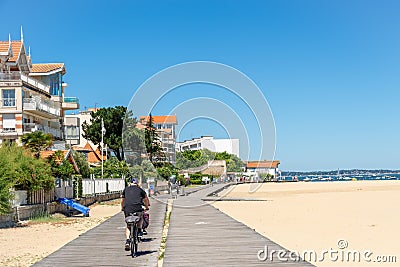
[121,177,149,251]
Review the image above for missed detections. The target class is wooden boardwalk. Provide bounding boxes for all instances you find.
[33,195,168,267]
[33,184,314,266]
[163,184,315,266]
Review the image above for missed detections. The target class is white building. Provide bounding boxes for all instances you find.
[0,30,79,144]
[245,160,280,177]
[176,136,239,157]
[64,108,98,146]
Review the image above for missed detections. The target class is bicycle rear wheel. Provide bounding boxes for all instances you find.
[130,223,138,257]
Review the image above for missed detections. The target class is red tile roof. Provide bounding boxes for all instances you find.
[40,150,68,161]
[75,142,106,164]
[140,115,177,124]
[31,63,64,73]
[246,160,280,169]
[0,41,11,53]
[8,41,22,62]
[40,150,79,172]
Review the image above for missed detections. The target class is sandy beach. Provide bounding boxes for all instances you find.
[212,180,400,266]
[0,200,121,267]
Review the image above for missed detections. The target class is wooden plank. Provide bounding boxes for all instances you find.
[33,196,167,267]
[162,184,315,266]
[33,184,315,266]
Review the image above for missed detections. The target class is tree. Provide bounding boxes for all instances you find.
[0,143,56,214]
[72,150,91,178]
[176,149,214,169]
[0,143,54,192]
[123,115,145,166]
[21,131,53,158]
[92,157,130,178]
[0,143,15,214]
[144,114,163,165]
[82,106,136,161]
[156,163,178,180]
[129,159,158,183]
[48,150,75,180]
[215,151,244,172]
[176,149,244,172]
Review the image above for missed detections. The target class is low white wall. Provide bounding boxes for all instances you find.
[82,178,125,195]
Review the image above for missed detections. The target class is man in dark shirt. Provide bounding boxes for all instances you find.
[121,177,149,250]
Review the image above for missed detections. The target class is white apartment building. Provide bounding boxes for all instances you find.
[64,108,98,146]
[0,30,78,144]
[176,136,240,157]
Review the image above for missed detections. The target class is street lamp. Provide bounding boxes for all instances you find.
[101,118,106,178]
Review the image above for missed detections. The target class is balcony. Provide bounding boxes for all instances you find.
[62,97,80,110]
[0,98,16,108]
[23,98,61,118]
[0,72,50,94]
[23,123,62,139]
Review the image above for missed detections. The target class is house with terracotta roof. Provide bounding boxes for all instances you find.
[139,115,177,164]
[0,28,79,144]
[40,149,79,173]
[39,149,79,198]
[245,160,281,178]
[73,141,106,167]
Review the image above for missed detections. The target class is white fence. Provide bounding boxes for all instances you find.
[82,178,125,195]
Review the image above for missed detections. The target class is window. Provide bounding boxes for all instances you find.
[2,89,15,107]
[65,125,79,139]
[50,74,61,96]
[2,114,16,131]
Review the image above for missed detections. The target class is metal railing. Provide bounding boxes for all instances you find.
[23,123,62,139]
[0,98,16,108]
[0,72,50,93]
[20,74,50,93]
[23,98,61,116]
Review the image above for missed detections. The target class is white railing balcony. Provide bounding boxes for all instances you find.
[23,123,62,139]
[20,74,50,94]
[0,72,50,94]
[62,96,80,110]
[23,98,61,117]
[44,125,62,139]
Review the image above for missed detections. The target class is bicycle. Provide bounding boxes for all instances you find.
[125,212,141,257]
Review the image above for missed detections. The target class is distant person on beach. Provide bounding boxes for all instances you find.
[121,177,149,251]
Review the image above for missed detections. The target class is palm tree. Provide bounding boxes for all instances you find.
[21,131,53,158]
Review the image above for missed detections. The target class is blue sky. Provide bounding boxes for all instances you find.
[1,0,399,171]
